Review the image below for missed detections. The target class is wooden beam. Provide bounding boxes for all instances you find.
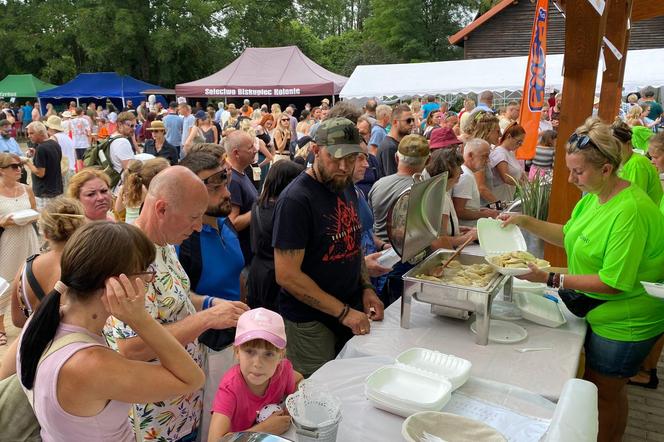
[598,0,632,123]
[545,1,608,266]
[632,0,664,21]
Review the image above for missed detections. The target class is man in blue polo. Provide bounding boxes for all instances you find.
[0,119,22,155]
[177,151,244,301]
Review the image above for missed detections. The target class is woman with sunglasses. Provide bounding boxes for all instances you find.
[502,117,664,442]
[0,153,39,346]
[489,122,526,203]
[10,221,204,441]
[272,113,292,163]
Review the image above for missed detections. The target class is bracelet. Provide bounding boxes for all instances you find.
[337,304,350,322]
[559,274,565,290]
[546,272,555,288]
[202,296,214,310]
[380,243,389,251]
[361,282,375,292]
[549,273,561,289]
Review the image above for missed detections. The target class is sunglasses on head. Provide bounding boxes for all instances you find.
[202,169,228,186]
[568,133,600,151]
[1,163,22,170]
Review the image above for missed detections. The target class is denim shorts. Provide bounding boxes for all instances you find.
[584,329,662,378]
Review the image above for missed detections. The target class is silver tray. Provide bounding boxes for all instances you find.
[401,250,513,345]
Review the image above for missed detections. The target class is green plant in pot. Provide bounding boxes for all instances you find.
[508,173,552,257]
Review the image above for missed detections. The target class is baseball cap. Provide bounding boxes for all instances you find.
[0,119,10,127]
[398,134,430,157]
[313,117,363,159]
[194,110,208,120]
[234,308,287,349]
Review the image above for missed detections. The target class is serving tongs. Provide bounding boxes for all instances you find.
[430,236,475,277]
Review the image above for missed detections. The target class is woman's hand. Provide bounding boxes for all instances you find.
[0,214,16,228]
[102,274,150,327]
[515,263,549,283]
[498,212,531,229]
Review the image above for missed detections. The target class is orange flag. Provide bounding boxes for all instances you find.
[516,0,549,160]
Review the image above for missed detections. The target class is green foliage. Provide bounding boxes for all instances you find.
[0,0,480,88]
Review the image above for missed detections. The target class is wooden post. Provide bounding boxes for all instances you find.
[544,1,608,266]
[598,0,632,123]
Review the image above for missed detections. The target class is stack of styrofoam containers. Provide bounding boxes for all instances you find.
[365,348,472,417]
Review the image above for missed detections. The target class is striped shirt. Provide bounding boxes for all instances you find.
[532,146,555,168]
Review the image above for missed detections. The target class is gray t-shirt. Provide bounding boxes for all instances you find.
[368,174,414,242]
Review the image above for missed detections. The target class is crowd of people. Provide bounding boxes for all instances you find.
[0,86,663,442]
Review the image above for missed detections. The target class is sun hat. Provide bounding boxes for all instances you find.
[398,134,430,157]
[44,115,64,132]
[234,308,287,349]
[61,111,72,119]
[313,117,363,159]
[429,127,461,149]
[146,120,166,131]
[194,110,208,120]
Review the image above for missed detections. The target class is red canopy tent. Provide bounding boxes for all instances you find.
[175,46,348,98]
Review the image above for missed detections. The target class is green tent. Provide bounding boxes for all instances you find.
[0,74,56,98]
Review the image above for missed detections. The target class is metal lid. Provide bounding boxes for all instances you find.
[386,172,448,262]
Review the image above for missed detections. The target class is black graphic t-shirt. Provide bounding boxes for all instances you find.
[272,172,363,328]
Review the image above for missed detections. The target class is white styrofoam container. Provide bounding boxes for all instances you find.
[641,281,664,300]
[365,366,452,418]
[514,292,567,328]
[0,277,9,296]
[395,348,472,391]
[512,279,547,295]
[477,218,549,276]
[10,209,39,226]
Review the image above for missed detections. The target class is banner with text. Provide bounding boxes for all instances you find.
[516,0,549,160]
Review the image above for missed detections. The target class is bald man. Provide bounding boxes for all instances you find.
[226,130,259,265]
[104,166,249,442]
[452,139,500,226]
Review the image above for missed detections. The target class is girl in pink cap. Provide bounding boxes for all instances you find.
[208,308,303,440]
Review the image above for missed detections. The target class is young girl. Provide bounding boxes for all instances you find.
[114,160,147,224]
[528,130,557,180]
[208,308,303,440]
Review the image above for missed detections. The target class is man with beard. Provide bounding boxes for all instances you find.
[376,104,414,177]
[273,117,385,377]
[177,152,245,301]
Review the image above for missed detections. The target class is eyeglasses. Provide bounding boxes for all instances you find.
[568,133,601,152]
[124,122,136,129]
[202,169,228,189]
[128,270,156,283]
[1,163,22,170]
[401,118,415,124]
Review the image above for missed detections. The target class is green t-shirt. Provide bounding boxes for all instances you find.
[619,152,663,205]
[563,185,664,341]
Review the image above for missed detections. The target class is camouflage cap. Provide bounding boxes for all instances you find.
[313,117,363,159]
[398,134,430,158]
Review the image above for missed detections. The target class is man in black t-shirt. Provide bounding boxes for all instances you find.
[272,117,385,377]
[25,121,63,210]
[376,104,414,177]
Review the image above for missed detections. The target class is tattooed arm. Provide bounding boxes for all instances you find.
[274,248,372,334]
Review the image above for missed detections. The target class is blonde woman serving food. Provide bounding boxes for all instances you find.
[501,118,664,442]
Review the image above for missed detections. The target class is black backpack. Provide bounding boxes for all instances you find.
[82,136,125,187]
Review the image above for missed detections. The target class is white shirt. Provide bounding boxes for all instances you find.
[70,117,91,149]
[442,192,460,236]
[452,164,482,227]
[490,146,523,202]
[109,137,133,173]
[53,132,76,172]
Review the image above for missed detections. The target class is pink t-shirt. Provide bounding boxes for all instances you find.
[212,359,297,432]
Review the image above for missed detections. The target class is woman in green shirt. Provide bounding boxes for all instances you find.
[612,119,662,205]
[502,118,664,442]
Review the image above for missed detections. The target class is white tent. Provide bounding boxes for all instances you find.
[339,48,664,99]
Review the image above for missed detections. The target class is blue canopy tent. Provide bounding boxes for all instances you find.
[37,72,169,112]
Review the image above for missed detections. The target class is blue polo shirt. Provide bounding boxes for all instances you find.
[0,137,22,155]
[176,217,244,301]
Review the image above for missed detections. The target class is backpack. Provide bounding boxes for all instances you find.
[0,332,99,442]
[82,136,125,187]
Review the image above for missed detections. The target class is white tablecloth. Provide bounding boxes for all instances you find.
[338,294,587,402]
[283,356,557,442]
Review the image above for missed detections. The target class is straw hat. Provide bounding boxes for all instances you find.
[146,120,166,131]
[44,115,64,132]
[61,111,72,119]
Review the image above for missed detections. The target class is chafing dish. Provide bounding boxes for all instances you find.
[401,250,513,345]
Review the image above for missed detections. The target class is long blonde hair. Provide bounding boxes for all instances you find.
[122,160,145,208]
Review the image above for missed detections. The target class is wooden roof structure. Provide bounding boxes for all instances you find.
[545,0,664,265]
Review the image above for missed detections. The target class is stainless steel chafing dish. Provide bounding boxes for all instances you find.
[386,172,513,345]
[401,250,512,345]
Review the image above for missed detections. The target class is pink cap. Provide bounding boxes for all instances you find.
[234,308,287,349]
